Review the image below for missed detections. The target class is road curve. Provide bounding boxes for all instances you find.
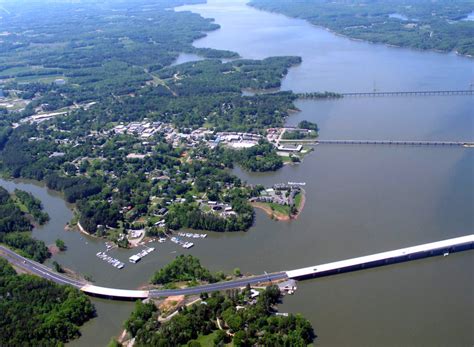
[0,245,287,300]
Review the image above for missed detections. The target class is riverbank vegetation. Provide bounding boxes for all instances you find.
[124,285,315,346]
[250,0,474,57]
[0,258,95,345]
[0,187,50,262]
[150,255,224,286]
[13,189,50,225]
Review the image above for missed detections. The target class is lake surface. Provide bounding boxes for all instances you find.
[1,0,473,346]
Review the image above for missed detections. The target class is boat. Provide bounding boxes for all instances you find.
[117,264,124,269]
[129,254,141,263]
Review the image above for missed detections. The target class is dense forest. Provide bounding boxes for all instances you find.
[0,187,50,262]
[250,0,474,56]
[124,286,315,346]
[150,254,224,285]
[13,189,50,225]
[0,258,95,346]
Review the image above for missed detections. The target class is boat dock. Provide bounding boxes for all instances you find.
[177,232,207,239]
[170,236,194,249]
[96,252,125,269]
[129,246,155,263]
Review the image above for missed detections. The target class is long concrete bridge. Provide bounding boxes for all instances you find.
[341,90,474,97]
[297,89,474,99]
[1,234,473,300]
[313,140,474,147]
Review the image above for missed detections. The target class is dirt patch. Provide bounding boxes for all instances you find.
[160,295,185,313]
[251,202,291,221]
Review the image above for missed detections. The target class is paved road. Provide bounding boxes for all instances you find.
[149,272,288,297]
[0,245,288,299]
[0,245,86,288]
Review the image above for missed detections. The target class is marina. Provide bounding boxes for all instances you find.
[176,232,207,239]
[96,252,125,270]
[128,246,155,264]
[170,236,194,249]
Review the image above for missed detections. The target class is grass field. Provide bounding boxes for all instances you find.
[189,331,234,347]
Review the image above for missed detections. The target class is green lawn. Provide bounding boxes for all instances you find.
[268,202,290,216]
[294,192,303,210]
[187,331,234,347]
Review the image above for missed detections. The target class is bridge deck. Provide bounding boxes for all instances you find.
[313,140,473,147]
[2,235,473,300]
[81,285,149,299]
[286,234,474,279]
[342,90,474,97]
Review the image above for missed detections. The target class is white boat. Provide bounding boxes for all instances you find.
[129,255,141,263]
[117,264,124,269]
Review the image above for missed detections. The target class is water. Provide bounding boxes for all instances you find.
[462,11,474,21]
[170,52,204,66]
[389,13,409,21]
[1,0,473,346]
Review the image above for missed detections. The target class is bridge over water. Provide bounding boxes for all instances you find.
[341,90,474,97]
[1,235,473,300]
[313,140,474,147]
[297,89,474,99]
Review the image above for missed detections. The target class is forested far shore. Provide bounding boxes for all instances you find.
[249,0,474,57]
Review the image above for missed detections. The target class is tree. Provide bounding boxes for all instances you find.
[55,238,67,251]
[233,268,242,277]
[233,330,248,347]
[214,330,228,345]
[52,260,64,273]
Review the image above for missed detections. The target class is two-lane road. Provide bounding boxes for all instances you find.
[0,244,288,299]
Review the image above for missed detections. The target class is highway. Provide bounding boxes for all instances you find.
[149,272,288,298]
[0,244,287,300]
[0,244,86,288]
[2,233,473,300]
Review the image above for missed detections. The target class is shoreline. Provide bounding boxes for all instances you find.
[247,3,474,60]
[251,190,306,222]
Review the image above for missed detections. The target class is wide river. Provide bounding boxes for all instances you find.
[1,0,473,346]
